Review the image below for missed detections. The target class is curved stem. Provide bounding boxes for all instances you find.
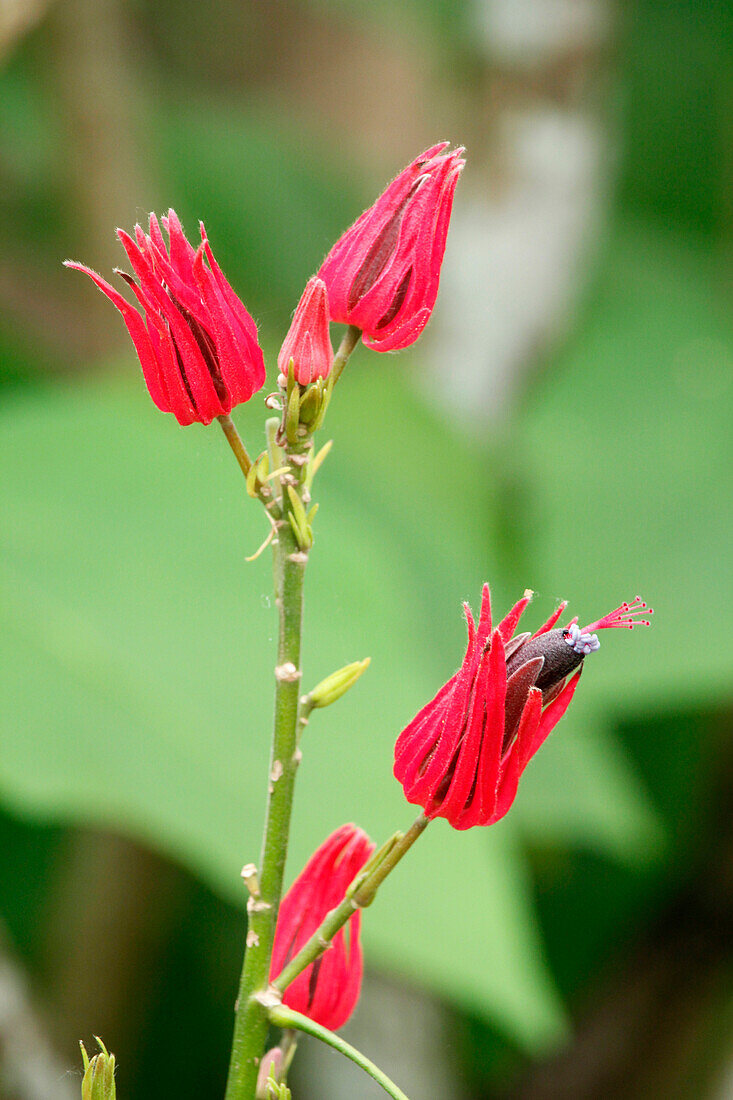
[269,1007,411,1100]
[218,414,280,517]
[329,324,361,388]
[218,413,253,476]
[272,813,428,995]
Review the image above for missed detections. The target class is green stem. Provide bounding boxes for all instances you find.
[272,813,428,995]
[218,413,253,476]
[218,414,280,517]
[269,1007,411,1100]
[224,334,361,1098]
[224,489,307,1098]
[329,325,361,389]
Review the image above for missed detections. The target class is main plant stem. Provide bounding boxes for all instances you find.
[225,328,360,1098]
[224,475,307,1099]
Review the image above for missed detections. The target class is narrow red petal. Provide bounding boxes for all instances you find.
[497,590,533,642]
[531,600,569,639]
[64,262,169,412]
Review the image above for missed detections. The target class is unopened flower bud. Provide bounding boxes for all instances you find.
[271,825,375,1031]
[278,277,333,385]
[255,1047,283,1100]
[80,1039,116,1100]
[309,658,370,709]
[319,144,465,352]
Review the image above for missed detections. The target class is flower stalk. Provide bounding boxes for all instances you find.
[329,325,362,389]
[271,813,428,998]
[268,1006,410,1100]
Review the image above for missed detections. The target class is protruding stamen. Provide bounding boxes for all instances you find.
[563,623,601,655]
[581,596,653,634]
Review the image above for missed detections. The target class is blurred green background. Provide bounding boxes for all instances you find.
[0,1,731,1097]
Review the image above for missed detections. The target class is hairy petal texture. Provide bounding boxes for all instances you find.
[65,210,265,425]
[278,277,333,385]
[318,143,465,352]
[394,585,589,829]
[270,825,375,1032]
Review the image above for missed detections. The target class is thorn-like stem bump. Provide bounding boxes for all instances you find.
[275,662,301,682]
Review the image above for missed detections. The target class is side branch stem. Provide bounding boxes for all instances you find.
[218,413,253,476]
[272,813,428,995]
[329,325,361,388]
[218,413,280,516]
[269,1007,411,1100]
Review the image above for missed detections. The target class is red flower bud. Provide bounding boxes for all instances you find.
[394,586,652,830]
[270,824,375,1031]
[277,277,333,385]
[65,210,265,425]
[318,143,465,352]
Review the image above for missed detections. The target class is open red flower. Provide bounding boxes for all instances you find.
[65,210,265,425]
[270,824,375,1031]
[394,586,652,830]
[278,276,333,385]
[318,143,465,352]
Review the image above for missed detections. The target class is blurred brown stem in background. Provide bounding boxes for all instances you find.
[0,919,75,1100]
[1,0,147,365]
[0,0,55,64]
[41,830,187,1077]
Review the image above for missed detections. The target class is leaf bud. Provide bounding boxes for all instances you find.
[80,1039,116,1100]
[308,658,371,709]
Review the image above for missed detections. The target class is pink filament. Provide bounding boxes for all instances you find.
[581,596,653,634]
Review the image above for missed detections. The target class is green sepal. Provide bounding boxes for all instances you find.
[265,1078,291,1100]
[80,1038,116,1100]
[285,383,301,447]
[311,382,332,432]
[246,452,269,499]
[286,485,309,540]
[298,383,322,427]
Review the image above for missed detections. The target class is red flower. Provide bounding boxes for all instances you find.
[278,277,333,385]
[318,143,465,352]
[270,824,375,1031]
[65,210,265,426]
[394,586,652,830]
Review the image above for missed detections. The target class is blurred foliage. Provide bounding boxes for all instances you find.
[2,212,730,1050]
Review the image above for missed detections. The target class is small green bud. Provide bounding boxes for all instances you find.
[309,658,371,709]
[255,1047,283,1100]
[80,1039,116,1100]
[298,383,322,427]
[285,384,301,446]
[266,417,284,474]
[286,485,312,549]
